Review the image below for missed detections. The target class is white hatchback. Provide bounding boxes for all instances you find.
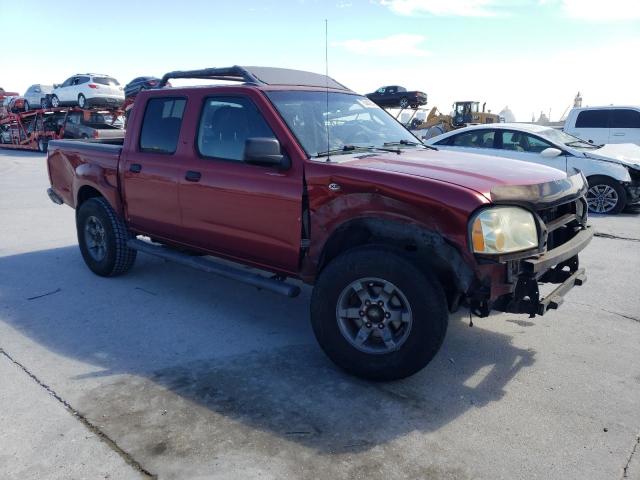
[425,123,640,214]
[50,74,124,109]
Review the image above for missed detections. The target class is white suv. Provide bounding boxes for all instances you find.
[50,74,124,109]
[564,106,640,146]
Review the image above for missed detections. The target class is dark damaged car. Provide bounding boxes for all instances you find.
[46,66,593,380]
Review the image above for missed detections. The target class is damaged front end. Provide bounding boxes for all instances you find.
[469,170,593,318]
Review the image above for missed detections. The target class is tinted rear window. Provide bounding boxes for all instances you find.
[575,110,609,128]
[94,76,120,86]
[611,109,640,128]
[139,97,186,154]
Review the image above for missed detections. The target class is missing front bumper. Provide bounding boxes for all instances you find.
[479,227,593,318]
[492,264,587,318]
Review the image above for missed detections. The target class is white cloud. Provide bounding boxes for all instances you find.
[379,0,503,17]
[555,0,640,21]
[331,34,430,57]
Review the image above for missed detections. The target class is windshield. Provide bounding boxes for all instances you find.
[537,128,599,149]
[266,91,422,157]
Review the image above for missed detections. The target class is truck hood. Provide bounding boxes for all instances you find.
[583,143,640,169]
[336,148,567,198]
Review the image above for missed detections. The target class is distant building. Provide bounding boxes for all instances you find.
[499,106,516,123]
[536,111,550,124]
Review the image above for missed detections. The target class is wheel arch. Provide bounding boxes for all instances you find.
[76,185,103,208]
[316,217,475,311]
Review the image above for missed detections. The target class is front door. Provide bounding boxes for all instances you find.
[492,130,567,171]
[177,93,303,273]
[572,109,610,145]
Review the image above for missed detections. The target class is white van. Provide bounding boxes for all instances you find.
[564,106,640,146]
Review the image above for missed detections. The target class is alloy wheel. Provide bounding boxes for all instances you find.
[84,216,107,261]
[586,184,618,213]
[336,277,413,354]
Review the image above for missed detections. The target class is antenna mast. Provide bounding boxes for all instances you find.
[325,18,330,161]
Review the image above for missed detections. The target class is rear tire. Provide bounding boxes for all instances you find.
[311,246,448,381]
[399,97,409,109]
[586,175,626,214]
[76,197,137,276]
[24,100,30,111]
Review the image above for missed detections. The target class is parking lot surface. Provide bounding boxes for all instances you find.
[1,150,639,480]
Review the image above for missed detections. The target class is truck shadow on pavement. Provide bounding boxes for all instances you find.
[0,245,535,459]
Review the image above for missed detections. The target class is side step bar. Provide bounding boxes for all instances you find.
[127,238,301,298]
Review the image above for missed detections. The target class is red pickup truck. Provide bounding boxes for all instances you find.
[46,66,593,380]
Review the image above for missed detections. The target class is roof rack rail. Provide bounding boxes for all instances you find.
[159,66,261,88]
[158,65,351,91]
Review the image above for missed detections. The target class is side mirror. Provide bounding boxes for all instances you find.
[540,147,562,158]
[244,137,290,170]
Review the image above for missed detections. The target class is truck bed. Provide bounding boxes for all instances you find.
[47,138,123,211]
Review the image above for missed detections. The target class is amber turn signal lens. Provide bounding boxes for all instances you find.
[471,218,485,252]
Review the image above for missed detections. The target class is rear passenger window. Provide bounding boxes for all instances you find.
[611,109,640,128]
[575,110,609,128]
[197,96,276,162]
[139,97,186,154]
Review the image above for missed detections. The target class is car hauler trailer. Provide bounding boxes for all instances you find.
[0,106,123,152]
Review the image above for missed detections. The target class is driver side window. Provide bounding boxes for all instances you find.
[500,131,552,153]
[197,96,277,162]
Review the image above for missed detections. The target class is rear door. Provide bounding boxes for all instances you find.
[571,109,610,145]
[121,96,186,237]
[609,108,640,145]
[177,91,303,273]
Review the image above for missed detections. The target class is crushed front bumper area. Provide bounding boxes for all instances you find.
[476,226,594,318]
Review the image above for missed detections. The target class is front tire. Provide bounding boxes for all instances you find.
[586,175,627,214]
[311,246,448,381]
[78,94,87,108]
[24,100,30,111]
[399,97,409,109]
[51,95,60,108]
[76,197,137,276]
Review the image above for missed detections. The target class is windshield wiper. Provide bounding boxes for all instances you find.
[316,144,401,158]
[384,139,438,151]
[566,140,600,149]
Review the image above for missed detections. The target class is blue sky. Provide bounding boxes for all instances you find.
[1,0,638,121]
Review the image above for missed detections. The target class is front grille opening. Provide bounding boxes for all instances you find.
[537,200,583,251]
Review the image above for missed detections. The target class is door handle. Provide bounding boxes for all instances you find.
[612,133,625,136]
[185,170,201,182]
[129,163,142,173]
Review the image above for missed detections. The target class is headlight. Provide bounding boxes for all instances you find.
[470,206,538,254]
